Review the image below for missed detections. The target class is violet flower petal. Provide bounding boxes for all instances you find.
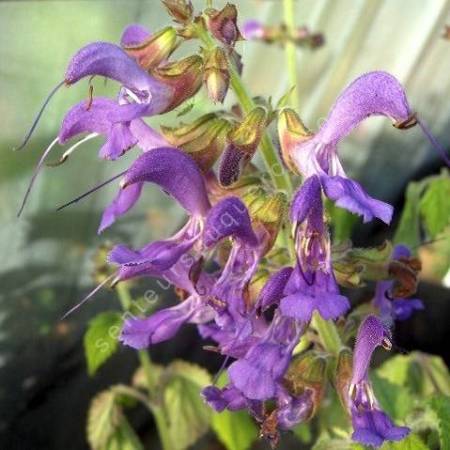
[322,175,393,224]
[121,147,211,216]
[351,315,391,385]
[256,266,293,311]
[98,182,143,233]
[203,196,258,247]
[120,24,151,47]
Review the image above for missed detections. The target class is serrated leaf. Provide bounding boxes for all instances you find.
[106,418,144,450]
[419,175,450,238]
[377,354,411,386]
[429,396,450,450]
[87,389,144,450]
[380,433,430,450]
[417,353,450,396]
[84,312,123,376]
[371,372,413,420]
[161,361,212,450]
[87,391,121,450]
[394,181,424,248]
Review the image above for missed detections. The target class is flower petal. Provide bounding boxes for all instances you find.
[351,315,391,385]
[320,71,412,145]
[290,175,323,224]
[203,196,257,247]
[64,42,171,113]
[322,175,393,224]
[120,24,151,47]
[98,182,143,233]
[257,267,293,311]
[121,147,211,216]
[120,299,195,349]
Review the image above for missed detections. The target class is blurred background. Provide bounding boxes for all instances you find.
[1,0,449,449]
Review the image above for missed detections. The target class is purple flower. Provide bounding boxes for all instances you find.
[280,72,419,224]
[65,41,172,114]
[373,245,424,323]
[227,312,301,400]
[280,176,350,322]
[106,147,210,273]
[276,387,314,430]
[120,260,215,349]
[346,315,410,447]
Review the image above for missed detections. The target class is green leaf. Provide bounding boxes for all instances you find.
[429,396,450,450]
[312,437,355,450]
[394,181,424,248]
[84,311,122,376]
[212,409,257,450]
[293,423,312,444]
[87,391,120,450]
[161,361,212,450]
[87,389,144,450]
[377,354,411,386]
[380,433,430,450]
[419,174,450,238]
[371,372,413,420]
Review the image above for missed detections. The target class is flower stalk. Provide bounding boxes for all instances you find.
[283,0,299,109]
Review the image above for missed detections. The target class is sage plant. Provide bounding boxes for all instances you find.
[18,1,450,449]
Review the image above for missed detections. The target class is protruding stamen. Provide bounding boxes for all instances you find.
[56,170,127,211]
[417,117,450,167]
[14,80,65,151]
[393,113,417,130]
[17,137,59,217]
[60,273,115,320]
[46,133,99,167]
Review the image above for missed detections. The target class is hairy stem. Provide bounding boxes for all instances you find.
[283,0,300,109]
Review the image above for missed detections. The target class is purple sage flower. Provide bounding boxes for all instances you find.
[346,315,410,447]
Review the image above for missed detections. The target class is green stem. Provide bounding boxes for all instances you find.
[195,23,292,195]
[311,312,342,356]
[283,0,299,109]
[115,282,172,450]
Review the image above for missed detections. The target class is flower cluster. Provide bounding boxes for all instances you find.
[20,1,444,448]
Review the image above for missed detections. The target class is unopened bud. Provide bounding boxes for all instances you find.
[152,55,204,112]
[204,47,230,103]
[277,108,312,173]
[162,0,193,25]
[161,113,231,171]
[218,107,268,186]
[205,3,242,47]
[247,190,288,253]
[122,26,177,70]
[335,348,353,410]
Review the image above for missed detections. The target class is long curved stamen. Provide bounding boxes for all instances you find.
[47,133,99,167]
[17,137,59,217]
[417,118,450,167]
[14,80,65,151]
[61,273,115,320]
[56,170,127,211]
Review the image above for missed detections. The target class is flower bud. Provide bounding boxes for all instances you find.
[335,347,353,410]
[219,107,268,186]
[277,108,312,173]
[246,190,288,253]
[122,26,177,70]
[160,113,231,171]
[205,3,242,47]
[162,0,193,25]
[152,55,204,112]
[203,47,230,103]
[284,351,327,419]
